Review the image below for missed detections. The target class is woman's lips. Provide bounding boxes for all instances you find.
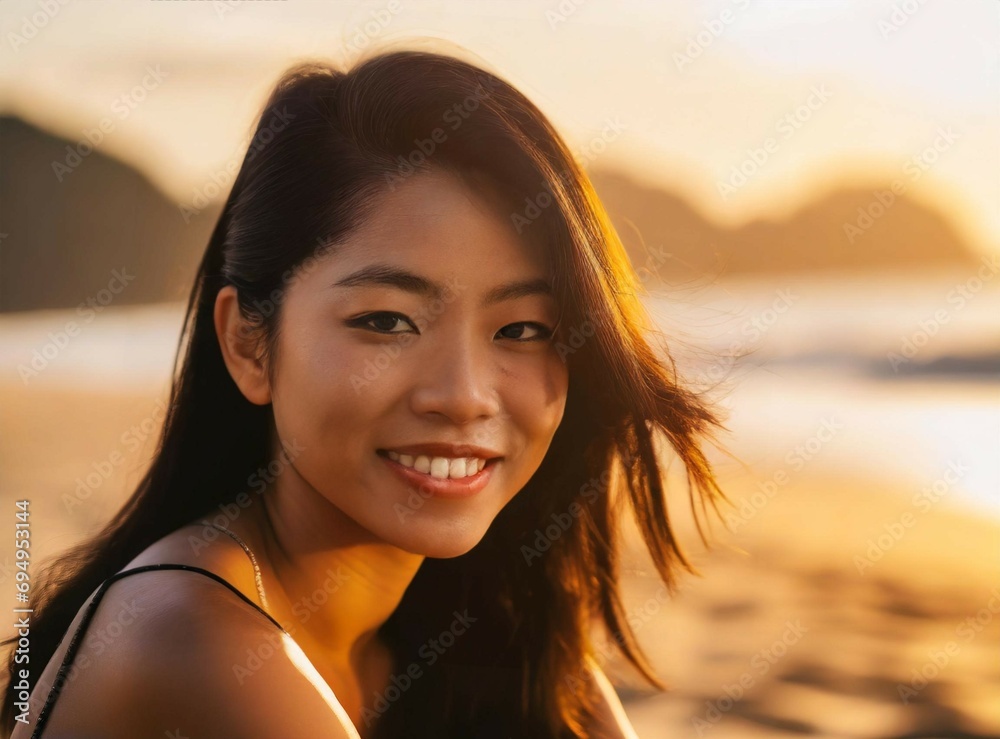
[377,450,497,499]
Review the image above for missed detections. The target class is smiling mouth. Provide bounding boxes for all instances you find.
[376,449,497,480]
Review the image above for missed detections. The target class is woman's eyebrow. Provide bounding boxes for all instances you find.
[331,264,554,306]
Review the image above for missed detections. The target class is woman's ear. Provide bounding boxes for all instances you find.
[214,285,272,405]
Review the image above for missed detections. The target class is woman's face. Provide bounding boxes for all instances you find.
[264,168,568,557]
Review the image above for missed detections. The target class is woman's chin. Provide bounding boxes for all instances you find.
[390,525,488,559]
[418,540,480,559]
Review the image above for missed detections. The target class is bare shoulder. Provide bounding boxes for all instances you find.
[119,521,268,614]
[123,522,256,579]
[585,657,642,739]
[31,564,357,738]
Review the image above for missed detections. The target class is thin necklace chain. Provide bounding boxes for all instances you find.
[205,522,271,612]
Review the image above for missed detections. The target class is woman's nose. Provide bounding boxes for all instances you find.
[409,333,501,424]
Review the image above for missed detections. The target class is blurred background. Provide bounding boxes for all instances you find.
[1,1,998,736]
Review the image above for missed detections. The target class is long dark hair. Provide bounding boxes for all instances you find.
[2,46,728,737]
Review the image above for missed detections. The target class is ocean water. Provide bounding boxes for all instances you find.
[645,269,1000,518]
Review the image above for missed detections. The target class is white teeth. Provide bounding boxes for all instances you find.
[430,457,449,479]
[384,450,487,479]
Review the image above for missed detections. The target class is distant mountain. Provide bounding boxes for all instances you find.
[0,116,220,313]
[0,116,982,313]
[589,168,980,281]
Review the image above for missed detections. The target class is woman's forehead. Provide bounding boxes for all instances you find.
[335,170,553,273]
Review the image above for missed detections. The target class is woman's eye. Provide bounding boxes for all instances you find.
[349,312,416,334]
[496,322,554,342]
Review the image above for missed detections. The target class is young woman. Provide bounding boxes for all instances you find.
[2,47,727,738]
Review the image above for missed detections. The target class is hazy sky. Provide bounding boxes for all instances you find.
[2,0,997,254]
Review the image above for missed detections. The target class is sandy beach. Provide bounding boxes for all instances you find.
[609,466,1000,738]
[1,377,997,738]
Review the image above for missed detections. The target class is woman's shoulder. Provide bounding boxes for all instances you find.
[17,525,358,738]
[105,520,283,625]
[121,521,256,582]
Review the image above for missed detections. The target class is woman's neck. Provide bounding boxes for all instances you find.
[242,472,424,663]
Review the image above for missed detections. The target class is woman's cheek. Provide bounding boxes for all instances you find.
[512,387,566,460]
[532,353,569,419]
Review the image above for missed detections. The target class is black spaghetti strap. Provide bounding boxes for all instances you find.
[29,563,288,738]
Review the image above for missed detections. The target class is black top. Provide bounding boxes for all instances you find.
[29,563,287,738]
